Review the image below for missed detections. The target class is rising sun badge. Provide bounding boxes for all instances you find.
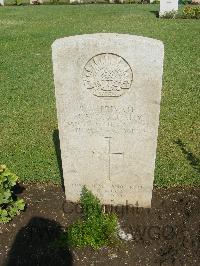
[83,53,133,98]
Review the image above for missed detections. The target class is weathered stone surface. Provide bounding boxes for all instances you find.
[159,0,178,16]
[0,0,4,6]
[52,33,164,207]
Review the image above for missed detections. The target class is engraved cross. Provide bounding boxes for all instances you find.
[105,137,124,181]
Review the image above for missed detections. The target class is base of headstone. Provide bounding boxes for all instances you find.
[159,10,177,17]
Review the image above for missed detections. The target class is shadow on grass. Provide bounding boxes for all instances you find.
[150,10,159,18]
[53,129,65,192]
[5,217,73,266]
[175,139,200,175]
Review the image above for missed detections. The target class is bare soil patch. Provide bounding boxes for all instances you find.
[1,184,200,266]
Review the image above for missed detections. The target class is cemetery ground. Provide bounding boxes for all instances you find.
[1,184,200,265]
[0,3,200,266]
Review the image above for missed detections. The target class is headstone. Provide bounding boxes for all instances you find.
[159,0,178,17]
[52,33,164,207]
[0,0,4,6]
[30,0,43,4]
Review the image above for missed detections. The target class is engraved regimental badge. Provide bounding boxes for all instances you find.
[83,53,133,98]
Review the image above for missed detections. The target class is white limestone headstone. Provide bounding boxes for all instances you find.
[52,33,164,207]
[159,0,178,17]
[0,0,4,6]
[70,0,83,3]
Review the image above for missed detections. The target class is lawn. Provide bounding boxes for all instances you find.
[0,4,199,186]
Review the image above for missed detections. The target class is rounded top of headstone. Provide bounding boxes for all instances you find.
[51,33,164,51]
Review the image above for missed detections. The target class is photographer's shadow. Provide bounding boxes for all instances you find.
[5,216,73,266]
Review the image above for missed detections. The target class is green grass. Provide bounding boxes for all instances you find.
[0,4,199,186]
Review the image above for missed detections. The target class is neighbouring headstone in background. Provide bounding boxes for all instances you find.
[52,33,164,207]
[159,0,178,17]
[30,0,43,4]
[192,0,200,3]
[70,0,83,3]
[0,0,4,6]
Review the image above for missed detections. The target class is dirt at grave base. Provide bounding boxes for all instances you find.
[0,183,200,266]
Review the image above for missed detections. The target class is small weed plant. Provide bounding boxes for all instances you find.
[57,186,119,249]
[0,165,25,223]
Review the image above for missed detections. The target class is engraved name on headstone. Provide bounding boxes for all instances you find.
[52,33,164,207]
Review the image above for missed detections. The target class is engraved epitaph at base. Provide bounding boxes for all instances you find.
[52,33,164,207]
